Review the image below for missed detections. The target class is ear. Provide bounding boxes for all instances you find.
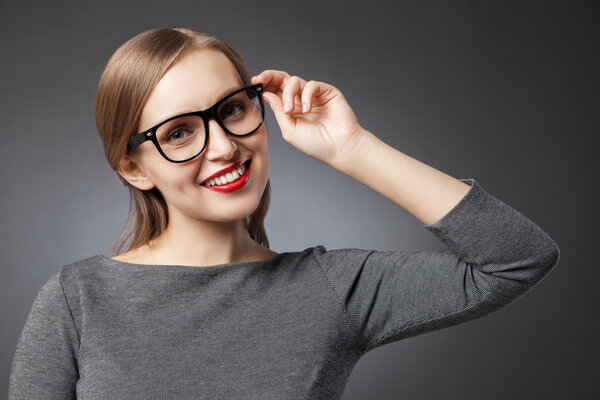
[116,154,155,191]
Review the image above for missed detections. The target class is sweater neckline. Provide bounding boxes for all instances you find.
[97,251,288,272]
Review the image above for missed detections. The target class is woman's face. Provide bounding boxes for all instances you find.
[121,48,270,224]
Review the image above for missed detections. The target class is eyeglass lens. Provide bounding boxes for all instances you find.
[155,88,262,161]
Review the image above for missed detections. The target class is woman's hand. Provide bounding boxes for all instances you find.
[251,70,367,166]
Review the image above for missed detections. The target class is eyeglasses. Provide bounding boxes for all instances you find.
[127,84,265,163]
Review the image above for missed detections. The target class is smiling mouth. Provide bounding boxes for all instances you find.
[200,160,251,187]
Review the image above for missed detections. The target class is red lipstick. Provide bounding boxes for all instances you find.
[201,160,247,184]
[200,160,251,193]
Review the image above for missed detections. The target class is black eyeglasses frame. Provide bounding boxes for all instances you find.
[126,83,265,163]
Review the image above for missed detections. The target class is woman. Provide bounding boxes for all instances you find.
[9,27,560,399]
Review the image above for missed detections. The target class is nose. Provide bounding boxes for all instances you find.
[203,119,238,161]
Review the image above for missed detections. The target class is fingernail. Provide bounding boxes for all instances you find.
[302,103,308,113]
[284,102,291,112]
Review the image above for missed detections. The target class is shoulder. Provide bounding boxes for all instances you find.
[58,255,108,293]
[29,271,65,314]
[289,245,378,285]
[20,257,102,343]
[60,254,107,275]
[289,244,373,258]
[33,255,104,299]
[53,255,107,325]
[307,245,377,268]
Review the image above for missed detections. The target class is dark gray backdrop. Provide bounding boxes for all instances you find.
[2,1,598,399]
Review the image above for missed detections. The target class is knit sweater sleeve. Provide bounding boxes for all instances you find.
[8,271,80,399]
[312,178,560,354]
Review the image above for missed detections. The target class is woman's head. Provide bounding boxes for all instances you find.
[95,27,271,256]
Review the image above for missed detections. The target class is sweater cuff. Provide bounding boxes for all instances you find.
[422,177,480,233]
[423,178,502,265]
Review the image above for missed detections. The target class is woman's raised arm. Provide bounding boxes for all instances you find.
[254,70,560,353]
[252,70,470,225]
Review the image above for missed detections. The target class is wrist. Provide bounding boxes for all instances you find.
[329,127,374,173]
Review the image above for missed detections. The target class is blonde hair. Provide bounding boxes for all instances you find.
[95,27,270,256]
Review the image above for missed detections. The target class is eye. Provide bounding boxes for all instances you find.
[166,128,193,142]
[219,102,246,120]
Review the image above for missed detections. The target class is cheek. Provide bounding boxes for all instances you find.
[147,162,200,195]
[247,134,270,179]
[251,128,270,158]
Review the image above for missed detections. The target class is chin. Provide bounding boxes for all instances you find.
[203,195,263,223]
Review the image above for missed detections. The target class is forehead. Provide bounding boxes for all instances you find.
[139,48,243,130]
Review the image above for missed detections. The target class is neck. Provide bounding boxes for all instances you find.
[143,210,269,267]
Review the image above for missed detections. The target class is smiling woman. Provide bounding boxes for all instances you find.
[109,46,274,266]
[95,28,273,265]
[8,26,560,400]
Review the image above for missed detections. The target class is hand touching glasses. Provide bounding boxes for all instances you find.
[251,71,367,169]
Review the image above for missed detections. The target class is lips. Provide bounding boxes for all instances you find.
[202,162,250,193]
[200,159,250,186]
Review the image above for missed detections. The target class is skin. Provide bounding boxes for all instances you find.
[114,47,471,267]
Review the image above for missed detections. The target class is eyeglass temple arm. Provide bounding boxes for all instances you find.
[127,132,150,151]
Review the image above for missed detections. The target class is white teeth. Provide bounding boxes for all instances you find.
[203,162,249,186]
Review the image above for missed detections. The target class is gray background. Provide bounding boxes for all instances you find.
[2,1,598,398]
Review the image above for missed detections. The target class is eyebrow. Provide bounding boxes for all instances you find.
[146,85,244,130]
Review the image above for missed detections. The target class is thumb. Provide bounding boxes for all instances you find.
[263,92,295,136]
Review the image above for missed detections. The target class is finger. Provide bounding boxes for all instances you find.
[251,70,291,96]
[251,70,275,86]
[250,74,262,85]
[300,80,326,113]
[282,76,307,113]
[262,91,295,138]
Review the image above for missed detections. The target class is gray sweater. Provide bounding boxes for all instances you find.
[8,178,560,399]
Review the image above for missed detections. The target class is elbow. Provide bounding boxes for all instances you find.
[524,236,561,285]
[486,236,560,294]
[521,233,561,284]
[540,239,560,277]
[484,239,560,305]
[522,236,561,285]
